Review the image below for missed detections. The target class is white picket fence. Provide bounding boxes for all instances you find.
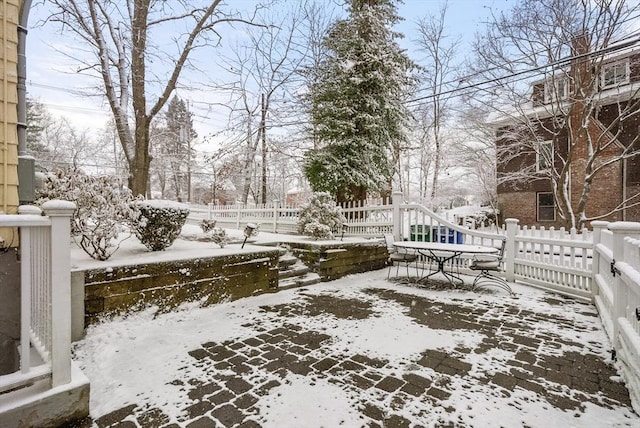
[190,202,301,234]
[504,218,594,300]
[0,201,75,395]
[199,195,504,246]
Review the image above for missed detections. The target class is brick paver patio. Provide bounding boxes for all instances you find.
[65,274,639,427]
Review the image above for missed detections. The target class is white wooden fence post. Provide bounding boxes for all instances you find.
[505,218,519,283]
[42,200,76,387]
[273,200,279,233]
[392,191,403,240]
[608,221,640,349]
[590,220,609,300]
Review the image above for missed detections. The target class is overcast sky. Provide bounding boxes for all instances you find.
[24,0,507,140]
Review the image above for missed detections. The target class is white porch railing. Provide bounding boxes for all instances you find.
[0,200,75,394]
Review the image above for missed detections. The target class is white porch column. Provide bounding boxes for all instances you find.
[42,200,76,387]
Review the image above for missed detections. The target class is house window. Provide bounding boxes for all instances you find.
[537,192,555,221]
[602,60,629,88]
[544,78,568,103]
[536,140,553,172]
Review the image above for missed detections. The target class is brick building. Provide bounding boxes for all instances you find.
[492,38,640,228]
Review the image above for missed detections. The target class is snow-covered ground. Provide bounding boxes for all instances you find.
[72,268,640,427]
[70,224,376,271]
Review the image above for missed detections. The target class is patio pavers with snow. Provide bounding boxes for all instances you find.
[70,271,639,428]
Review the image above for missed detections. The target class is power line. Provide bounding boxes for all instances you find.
[405,32,640,106]
[407,11,640,99]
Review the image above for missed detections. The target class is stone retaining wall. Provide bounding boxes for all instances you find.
[76,250,280,327]
[288,240,387,281]
[72,240,388,336]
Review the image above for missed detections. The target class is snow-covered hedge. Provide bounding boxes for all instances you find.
[131,199,189,251]
[297,192,347,239]
[36,168,135,261]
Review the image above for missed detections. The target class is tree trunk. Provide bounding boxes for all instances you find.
[241,117,256,204]
[431,128,441,202]
[128,1,150,198]
[129,118,151,197]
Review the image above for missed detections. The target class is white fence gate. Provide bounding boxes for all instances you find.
[591,221,640,411]
[504,218,593,300]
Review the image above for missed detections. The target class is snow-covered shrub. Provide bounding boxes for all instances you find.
[200,219,216,232]
[297,192,347,239]
[131,200,189,251]
[209,228,229,248]
[36,168,135,261]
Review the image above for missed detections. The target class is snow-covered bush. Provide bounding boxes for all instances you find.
[297,192,347,239]
[131,200,189,251]
[200,219,216,232]
[209,228,229,248]
[36,168,135,261]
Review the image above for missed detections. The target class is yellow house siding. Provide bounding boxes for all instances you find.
[0,0,20,247]
[0,0,20,214]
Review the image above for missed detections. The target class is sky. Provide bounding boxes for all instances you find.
[24,0,509,142]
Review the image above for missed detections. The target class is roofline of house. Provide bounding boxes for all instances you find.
[487,81,640,128]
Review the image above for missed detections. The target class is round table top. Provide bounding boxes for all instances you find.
[393,241,499,254]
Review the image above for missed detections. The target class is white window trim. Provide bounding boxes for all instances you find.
[601,59,630,89]
[543,77,569,104]
[537,192,556,222]
[536,140,554,172]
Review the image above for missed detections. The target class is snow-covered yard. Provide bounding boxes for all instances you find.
[72,269,640,427]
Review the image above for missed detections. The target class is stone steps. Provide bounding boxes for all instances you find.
[278,252,321,290]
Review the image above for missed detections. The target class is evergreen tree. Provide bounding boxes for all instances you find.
[26,97,50,154]
[303,0,415,203]
[153,96,197,201]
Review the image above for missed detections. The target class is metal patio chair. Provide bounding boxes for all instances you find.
[384,234,418,279]
[469,238,514,295]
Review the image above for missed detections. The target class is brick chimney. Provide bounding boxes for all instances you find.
[568,32,592,211]
[567,32,624,222]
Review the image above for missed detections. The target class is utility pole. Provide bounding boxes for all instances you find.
[260,93,267,204]
[405,160,410,203]
[185,100,192,203]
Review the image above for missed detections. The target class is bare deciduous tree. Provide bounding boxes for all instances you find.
[47,0,262,197]
[27,99,103,171]
[217,5,304,204]
[412,1,461,205]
